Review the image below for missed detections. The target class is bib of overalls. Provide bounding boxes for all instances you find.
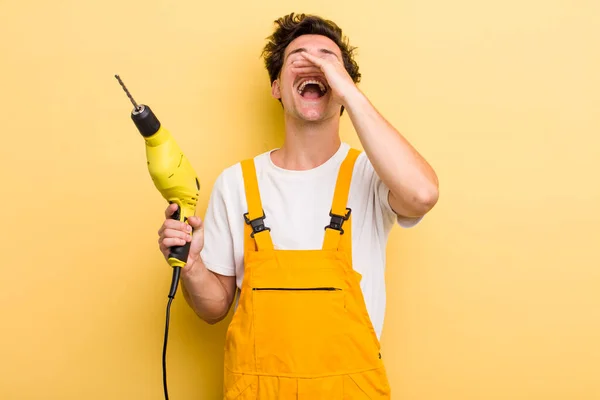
[222,148,391,399]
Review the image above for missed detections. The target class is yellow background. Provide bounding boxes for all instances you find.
[1,0,599,398]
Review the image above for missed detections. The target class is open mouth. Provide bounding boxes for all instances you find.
[297,78,328,100]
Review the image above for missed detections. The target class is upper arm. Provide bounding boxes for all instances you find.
[214,272,238,316]
[216,272,236,300]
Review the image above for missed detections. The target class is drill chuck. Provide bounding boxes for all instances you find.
[132,104,161,137]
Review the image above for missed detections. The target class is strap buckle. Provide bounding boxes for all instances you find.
[325,208,351,234]
[244,210,271,238]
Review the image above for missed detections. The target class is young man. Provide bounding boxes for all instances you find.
[157,12,438,398]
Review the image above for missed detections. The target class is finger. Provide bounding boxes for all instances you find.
[291,60,315,68]
[291,63,321,71]
[299,52,325,66]
[158,219,192,236]
[164,203,178,218]
[158,220,188,235]
[162,227,193,242]
[161,237,188,248]
[291,66,323,75]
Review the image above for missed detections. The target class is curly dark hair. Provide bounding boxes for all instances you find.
[261,13,361,115]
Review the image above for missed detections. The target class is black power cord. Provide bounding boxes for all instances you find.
[162,203,189,399]
[163,266,182,400]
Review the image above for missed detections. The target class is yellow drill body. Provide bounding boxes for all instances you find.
[115,73,200,271]
[144,125,200,268]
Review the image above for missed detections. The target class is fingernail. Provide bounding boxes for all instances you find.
[187,225,192,232]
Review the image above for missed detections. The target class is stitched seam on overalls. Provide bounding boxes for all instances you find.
[347,373,374,399]
[224,365,380,379]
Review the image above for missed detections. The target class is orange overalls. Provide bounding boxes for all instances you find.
[223,148,391,399]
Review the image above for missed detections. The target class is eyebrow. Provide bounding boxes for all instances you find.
[285,47,340,61]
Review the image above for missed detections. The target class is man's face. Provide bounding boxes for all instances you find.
[272,34,343,122]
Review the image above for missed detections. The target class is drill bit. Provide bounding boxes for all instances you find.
[115,74,141,111]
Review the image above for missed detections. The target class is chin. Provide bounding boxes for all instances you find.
[300,108,326,121]
[295,99,334,122]
[282,90,337,122]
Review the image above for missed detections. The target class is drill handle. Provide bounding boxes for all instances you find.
[167,203,191,268]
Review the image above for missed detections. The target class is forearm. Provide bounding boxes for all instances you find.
[344,89,439,217]
[179,260,233,324]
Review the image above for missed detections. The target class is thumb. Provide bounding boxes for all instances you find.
[187,216,203,230]
[187,216,204,258]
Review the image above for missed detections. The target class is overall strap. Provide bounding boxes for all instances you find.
[322,148,361,253]
[241,158,274,252]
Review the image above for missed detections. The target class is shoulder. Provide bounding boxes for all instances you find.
[352,150,375,178]
[210,150,274,201]
[216,161,242,188]
[347,149,380,192]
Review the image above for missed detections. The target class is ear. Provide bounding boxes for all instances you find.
[271,79,281,100]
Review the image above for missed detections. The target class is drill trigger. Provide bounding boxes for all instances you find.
[169,201,181,221]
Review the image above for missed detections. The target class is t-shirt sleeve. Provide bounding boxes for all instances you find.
[199,171,237,277]
[358,152,424,229]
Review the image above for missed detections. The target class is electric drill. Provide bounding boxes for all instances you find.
[115,74,200,295]
[115,74,200,399]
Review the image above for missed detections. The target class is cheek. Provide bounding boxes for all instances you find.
[281,65,297,85]
[280,78,296,98]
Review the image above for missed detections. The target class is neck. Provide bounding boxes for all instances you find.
[271,113,342,170]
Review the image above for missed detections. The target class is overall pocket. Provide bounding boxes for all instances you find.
[223,371,258,400]
[343,367,391,399]
[252,286,350,376]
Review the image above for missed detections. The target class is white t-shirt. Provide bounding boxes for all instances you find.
[200,142,421,339]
